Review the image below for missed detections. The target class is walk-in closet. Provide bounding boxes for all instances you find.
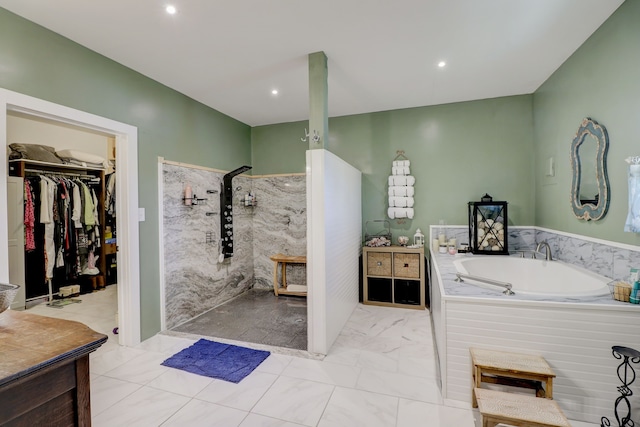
[6,111,118,339]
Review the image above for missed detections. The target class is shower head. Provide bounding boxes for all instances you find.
[224,165,252,180]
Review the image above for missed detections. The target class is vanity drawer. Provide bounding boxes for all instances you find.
[394,253,421,278]
[367,252,392,276]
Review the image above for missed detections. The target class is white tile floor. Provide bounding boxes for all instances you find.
[26,289,597,426]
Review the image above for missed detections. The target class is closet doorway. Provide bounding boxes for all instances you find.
[0,89,141,347]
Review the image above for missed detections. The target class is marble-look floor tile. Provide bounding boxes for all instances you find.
[136,334,196,355]
[90,375,142,416]
[239,413,306,427]
[355,349,399,374]
[356,369,442,404]
[195,372,278,411]
[161,398,248,427]
[322,345,361,367]
[317,387,398,427]
[90,346,148,375]
[281,358,361,388]
[254,353,293,375]
[102,351,170,384]
[146,367,214,397]
[397,355,438,379]
[251,376,334,427]
[92,386,190,427]
[397,399,476,427]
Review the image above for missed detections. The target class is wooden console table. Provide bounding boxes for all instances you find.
[0,310,107,426]
[269,253,307,296]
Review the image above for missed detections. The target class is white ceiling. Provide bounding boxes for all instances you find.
[0,1,625,127]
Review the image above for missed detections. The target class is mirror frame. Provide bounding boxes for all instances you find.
[570,117,610,221]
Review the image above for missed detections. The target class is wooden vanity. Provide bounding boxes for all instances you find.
[0,310,107,426]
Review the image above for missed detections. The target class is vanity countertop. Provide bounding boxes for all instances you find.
[0,310,107,387]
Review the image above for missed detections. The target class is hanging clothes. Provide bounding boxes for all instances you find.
[21,171,103,299]
[24,180,36,251]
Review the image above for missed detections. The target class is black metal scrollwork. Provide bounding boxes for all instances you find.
[601,346,640,427]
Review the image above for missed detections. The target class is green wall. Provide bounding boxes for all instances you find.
[0,8,252,339]
[533,0,640,246]
[253,95,536,240]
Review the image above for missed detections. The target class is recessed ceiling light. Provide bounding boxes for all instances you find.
[271,89,279,95]
[166,5,177,15]
[438,61,446,68]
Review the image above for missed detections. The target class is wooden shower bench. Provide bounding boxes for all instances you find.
[269,254,307,297]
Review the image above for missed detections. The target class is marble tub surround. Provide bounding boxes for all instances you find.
[162,161,306,329]
[251,174,307,290]
[535,227,640,282]
[429,225,639,282]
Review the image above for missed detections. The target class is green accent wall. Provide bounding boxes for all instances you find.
[0,8,251,340]
[533,0,640,246]
[2,0,637,341]
[253,95,536,240]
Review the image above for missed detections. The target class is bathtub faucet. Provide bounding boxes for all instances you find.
[535,241,553,261]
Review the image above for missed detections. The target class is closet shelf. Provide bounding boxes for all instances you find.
[9,159,105,175]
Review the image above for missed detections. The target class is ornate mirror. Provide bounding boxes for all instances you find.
[570,117,610,220]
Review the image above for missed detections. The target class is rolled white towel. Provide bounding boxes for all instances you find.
[388,207,414,219]
[388,176,396,186]
[392,176,406,185]
[388,186,415,197]
[406,176,415,186]
[392,160,411,168]
[392,166,411,176]
[388,197,414,208]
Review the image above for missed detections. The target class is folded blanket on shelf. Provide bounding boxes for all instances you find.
[56,149,109,169]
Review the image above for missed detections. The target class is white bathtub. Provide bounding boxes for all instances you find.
[453,256,611,297]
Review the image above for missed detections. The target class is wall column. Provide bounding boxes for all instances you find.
[308,51,328,150]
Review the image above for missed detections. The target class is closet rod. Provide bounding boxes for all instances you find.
[24,168,98,180]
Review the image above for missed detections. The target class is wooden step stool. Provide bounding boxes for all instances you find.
[474,388,570,427]
[470,347,556,408]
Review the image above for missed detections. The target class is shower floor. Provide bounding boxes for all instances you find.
[172,288,307,351]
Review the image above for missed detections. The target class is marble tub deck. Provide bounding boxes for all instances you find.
[171,288,308,350]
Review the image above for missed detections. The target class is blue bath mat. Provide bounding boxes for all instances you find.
[161,339,270,383]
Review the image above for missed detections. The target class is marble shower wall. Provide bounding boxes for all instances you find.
[163,164,254,329]
[163,163,306,328]
[252,175,307,289]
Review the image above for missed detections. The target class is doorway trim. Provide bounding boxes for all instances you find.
[0,88,141,346]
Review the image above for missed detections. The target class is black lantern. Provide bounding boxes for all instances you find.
[468,194,508,255]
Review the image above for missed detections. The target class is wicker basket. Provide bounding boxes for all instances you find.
[364,220,392,247]
[0,283,20,313]
[608,280,631,302]
[393,253,421,278]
